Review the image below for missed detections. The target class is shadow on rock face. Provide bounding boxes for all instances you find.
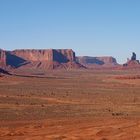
[6,52,29,68]
[0,68,11,75]
[131,52,136,61]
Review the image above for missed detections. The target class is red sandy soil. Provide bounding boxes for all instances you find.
[0,117,140,140]
[0,70,140,140]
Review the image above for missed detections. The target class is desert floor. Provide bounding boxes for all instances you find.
[0,69,140,140]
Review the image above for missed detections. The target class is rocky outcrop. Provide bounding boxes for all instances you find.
[0,68,11,75]
[131,52,136,61]
[53,49,76,62]
[12,49,53,62]
[11,49,75,63]
[0,49,6,67]
[96,57,117,65]
[76,56,118,68]
[0,49,84,70]
[123,52,140,67]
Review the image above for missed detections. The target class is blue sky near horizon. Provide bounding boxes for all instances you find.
[0,0,140,64]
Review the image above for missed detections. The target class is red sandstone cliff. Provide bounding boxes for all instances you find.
[3,49,84,70]
[123,52,140,68]
[12,49,75,62]
[0,49,6,68]
[12,49,53,62]
[76,56,118,68]
[0,49,121,70]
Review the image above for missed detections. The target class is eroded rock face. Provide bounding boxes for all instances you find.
[12,49,75,62]
[96,57,117,65]
[0,49,6,67]
[123,52,140,67]
[12,49,53,61]
[53,49,76,62]
[131,52,136,61]
[0,68,11,75]
[76,56,117,67]
[2,49,83,70]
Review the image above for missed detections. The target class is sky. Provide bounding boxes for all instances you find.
[0,0,140,64]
